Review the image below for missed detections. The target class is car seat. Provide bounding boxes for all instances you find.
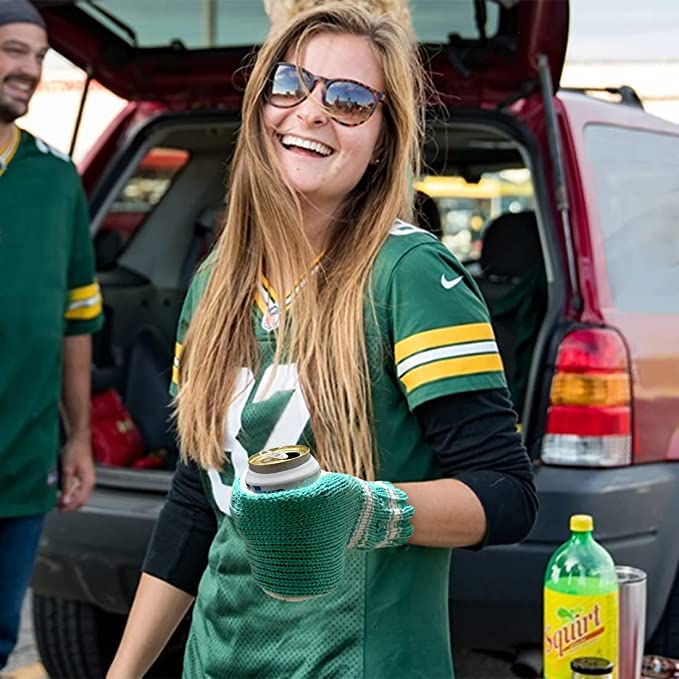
[123,325,178,463]
[475,211,547,419]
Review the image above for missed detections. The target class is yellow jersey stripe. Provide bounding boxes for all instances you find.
[397,340,499,378]
[64,303,102,321]
[394,322,495,363]
[400,353,504,393]
[172,343,183,386]
[64,282,102,321]
[67,282,100,303]
[0,126,20,175]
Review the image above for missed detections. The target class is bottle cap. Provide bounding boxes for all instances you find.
[570,514,594,532]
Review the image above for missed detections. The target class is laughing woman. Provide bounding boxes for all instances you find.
[107,4,537,678]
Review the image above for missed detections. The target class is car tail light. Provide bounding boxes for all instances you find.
[542,328,632,466]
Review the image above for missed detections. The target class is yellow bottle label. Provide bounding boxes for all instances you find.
[543,588,618,679]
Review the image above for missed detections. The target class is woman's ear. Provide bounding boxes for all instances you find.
[370,126,387,165]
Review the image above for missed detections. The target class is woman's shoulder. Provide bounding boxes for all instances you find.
[372,219,460,285]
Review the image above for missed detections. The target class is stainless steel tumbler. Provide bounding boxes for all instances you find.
[616,565,647,679]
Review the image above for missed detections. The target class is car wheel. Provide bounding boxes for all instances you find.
[646,567,679,656]
[33,594,124,678]
[33,594,187,678]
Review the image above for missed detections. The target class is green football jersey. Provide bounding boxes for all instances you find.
[0,129,103,517]
[172,221,506,678]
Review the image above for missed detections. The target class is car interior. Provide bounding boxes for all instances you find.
[90,116,550,470]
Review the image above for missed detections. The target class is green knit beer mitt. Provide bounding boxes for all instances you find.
[230,472,415,601]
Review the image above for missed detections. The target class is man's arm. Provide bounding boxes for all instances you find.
[60,333,96,511]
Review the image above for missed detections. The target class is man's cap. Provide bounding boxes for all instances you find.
[0,0,47,30]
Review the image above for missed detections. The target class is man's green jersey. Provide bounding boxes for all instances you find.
[171,221,506,678]
[0,129,103,517]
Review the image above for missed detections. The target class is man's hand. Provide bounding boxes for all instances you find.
[59,436,96,511]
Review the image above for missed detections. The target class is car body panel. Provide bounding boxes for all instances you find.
[558,92,679,463]
[38,0,567,108]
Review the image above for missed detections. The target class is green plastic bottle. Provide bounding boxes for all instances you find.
[543,514,619,678]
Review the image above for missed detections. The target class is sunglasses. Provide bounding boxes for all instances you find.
[265,62,386,127]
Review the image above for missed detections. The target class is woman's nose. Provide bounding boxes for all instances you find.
[295,85,329,127]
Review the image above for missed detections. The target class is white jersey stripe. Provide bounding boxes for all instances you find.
[397,340,499,378]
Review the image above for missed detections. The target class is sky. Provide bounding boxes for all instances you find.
[567,0,679,62]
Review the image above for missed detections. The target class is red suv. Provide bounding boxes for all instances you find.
[32,1,679,675]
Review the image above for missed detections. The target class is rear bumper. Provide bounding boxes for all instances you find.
[450,462,679,650]
[34,463,679,651]
[33,485,165,615]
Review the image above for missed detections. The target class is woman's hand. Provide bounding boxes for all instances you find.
[230,473,414,600]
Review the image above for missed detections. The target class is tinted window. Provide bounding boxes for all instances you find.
[79,0,499,48]
[585,125,679,313]
[95,147,190,270]
[415,169,534,261]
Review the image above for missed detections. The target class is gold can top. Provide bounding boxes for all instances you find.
[248,445,311,473]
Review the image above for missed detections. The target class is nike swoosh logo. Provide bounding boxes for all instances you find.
[440,274,463,290]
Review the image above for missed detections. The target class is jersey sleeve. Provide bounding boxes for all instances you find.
[170,263,211,396]
[64,179,103,336]
[388,241,507,410]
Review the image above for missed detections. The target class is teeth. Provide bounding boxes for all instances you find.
[7,80,31,92]
[280,135,332,157]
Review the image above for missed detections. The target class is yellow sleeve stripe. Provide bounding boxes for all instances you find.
[394,322,495,363]
[172,342,183,386]
[400,353,504,393]
[67,282,100,303]
[64,282,103,321]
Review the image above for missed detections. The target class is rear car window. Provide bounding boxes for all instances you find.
[415,169,534,261]
[101,147,190,245]
[79,0,500,48]
[585,124,679,313]
[95,147,190,270]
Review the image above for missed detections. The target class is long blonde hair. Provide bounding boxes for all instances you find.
[176,3,425,480]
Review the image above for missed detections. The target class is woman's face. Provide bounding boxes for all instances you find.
[262,32,385,214]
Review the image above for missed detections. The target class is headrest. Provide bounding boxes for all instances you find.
[414,190,442,239]
[480,211,541,277]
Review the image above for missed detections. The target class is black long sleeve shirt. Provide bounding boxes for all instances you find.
[143,387,538,595]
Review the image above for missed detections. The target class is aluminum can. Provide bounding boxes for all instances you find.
[245,445,321,493]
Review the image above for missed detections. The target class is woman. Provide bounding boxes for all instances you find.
[107,4,537,678]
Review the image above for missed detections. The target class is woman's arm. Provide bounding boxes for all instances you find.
[398,477,487,547]
[397,388,538,549]
[107,573,194,679]
[108,460,217,677]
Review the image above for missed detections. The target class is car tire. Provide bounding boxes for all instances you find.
[33,594,124,678]
[33,594,187,678]
[646,567,679,656]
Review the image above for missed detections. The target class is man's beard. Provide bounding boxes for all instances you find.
[0,76,37,123]
[0,98,25,124]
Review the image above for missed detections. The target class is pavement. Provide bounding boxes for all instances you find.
[2,591,517,679]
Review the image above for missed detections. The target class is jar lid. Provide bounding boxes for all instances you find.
[570,656,614,675]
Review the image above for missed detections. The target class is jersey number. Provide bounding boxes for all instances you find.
[208,364,310,514]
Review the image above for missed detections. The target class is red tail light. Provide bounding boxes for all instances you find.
[542,328,632,466]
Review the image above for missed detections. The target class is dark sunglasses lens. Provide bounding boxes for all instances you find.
[268,64,306,107]
[325,81,377,124]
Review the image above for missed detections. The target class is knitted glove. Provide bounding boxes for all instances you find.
[230,472,414,601]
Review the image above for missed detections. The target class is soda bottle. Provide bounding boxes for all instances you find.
[543,514,619,678]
